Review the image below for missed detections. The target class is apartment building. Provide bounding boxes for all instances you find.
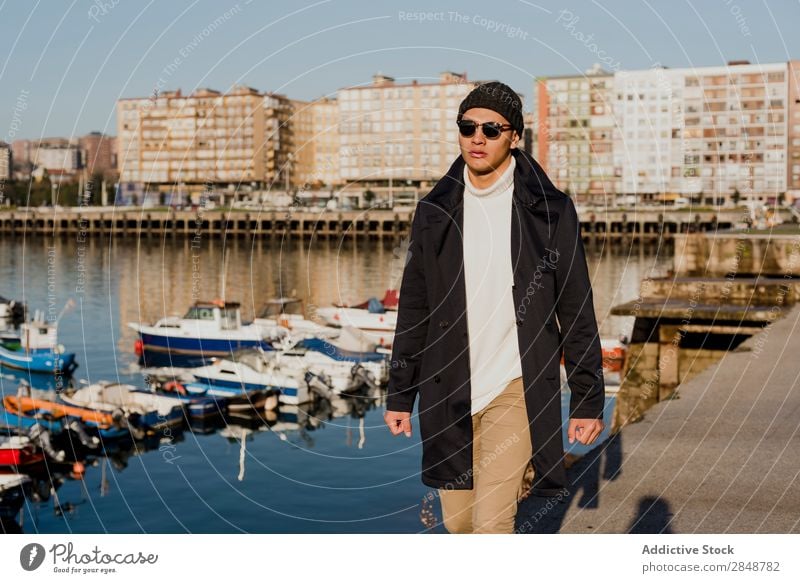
[536,59,800,205]
[789,61,800,199]
[32,138,82,172]
[534,64,617,202]
[612,66,683,200]
[263,92,294,191]
[311,97,339,188]
[337,71,480,187]
[117,85,267,195]
[0,142,10,181]
[79,131,116,177]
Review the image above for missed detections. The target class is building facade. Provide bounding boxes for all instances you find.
[79,132,116,177]
[0,142,10,181]
[536,59,800,205]
[117,85,267,197]
[534,64,617,202]
[337,72,480,188]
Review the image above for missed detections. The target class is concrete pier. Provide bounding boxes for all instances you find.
[516,302,800,533]
[608,232,800,431]
[0,207,769,241]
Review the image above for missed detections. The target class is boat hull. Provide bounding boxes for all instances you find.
[135,330,274,355]
[181,381,277,411]
[0,346,76,374]
[189,375,305,405]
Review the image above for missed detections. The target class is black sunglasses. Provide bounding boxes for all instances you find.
[457,119,514,139]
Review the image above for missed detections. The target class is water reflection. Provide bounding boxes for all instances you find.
[1,384,381,532]
[0,236,672,533]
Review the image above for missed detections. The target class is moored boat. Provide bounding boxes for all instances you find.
[0,434,44,467]
[0,311,77,375]
[253,297,339,339]
[315,303,396,348]
[191,340,387,405]
[59,382,186,432]
[2,393,127,440]
[129,299,288,362]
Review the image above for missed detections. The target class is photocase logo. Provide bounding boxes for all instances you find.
[19,543,46,571]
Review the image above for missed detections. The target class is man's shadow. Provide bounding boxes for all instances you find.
[515,431,672,533]
[627,497,674,534]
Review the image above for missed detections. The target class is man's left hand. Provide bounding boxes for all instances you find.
[567,418,604,445]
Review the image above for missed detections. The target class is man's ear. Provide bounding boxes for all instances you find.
[510,131,520,149]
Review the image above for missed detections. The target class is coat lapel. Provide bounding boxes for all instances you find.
[511,198,560,283]
[432,204,468,316]
[423,149,561,307]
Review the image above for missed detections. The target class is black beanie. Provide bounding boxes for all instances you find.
[458,81,524,136]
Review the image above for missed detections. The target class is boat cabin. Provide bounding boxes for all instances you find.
[184,300,243,330]
[20,313,60,353]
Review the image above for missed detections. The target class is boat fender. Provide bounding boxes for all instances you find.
[163,380,187,396]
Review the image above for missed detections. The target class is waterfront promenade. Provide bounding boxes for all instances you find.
[517,303,800,534]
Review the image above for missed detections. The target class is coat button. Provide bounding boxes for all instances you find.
[516,319,523,327]
[439,320,449,329]
[434,375,441,383]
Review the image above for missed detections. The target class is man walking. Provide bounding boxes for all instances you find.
[384,81,605,534]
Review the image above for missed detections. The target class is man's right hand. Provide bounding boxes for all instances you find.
[384,410,413,437]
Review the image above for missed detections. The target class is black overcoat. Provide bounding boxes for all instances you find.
[386,148,605,497]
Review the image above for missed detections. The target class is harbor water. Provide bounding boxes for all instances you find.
[0,235,670,533]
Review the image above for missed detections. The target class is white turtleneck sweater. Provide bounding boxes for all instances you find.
[463,156,523,415]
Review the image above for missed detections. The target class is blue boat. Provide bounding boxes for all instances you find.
[0,313,77,375]
[176,379,279,412]
[129,300,286,363]
[297,336,388,363]
[0,365,74,392]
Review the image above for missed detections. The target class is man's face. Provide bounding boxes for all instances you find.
[458,107,519,175]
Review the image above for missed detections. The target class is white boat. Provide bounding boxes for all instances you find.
[60,381,186,432]
[191,341,387,405]
[253,297,339,339]
[315,290,398,348]
[314,307,396,348]
[128,299,289,358]
[0,473,31,492]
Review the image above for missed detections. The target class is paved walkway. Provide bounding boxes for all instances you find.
[516,303,800,533]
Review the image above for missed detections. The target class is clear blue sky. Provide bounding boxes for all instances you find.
[2,0,799,140]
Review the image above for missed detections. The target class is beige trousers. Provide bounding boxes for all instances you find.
[438,376,533,534]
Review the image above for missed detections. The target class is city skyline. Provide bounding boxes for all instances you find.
[2,0,800,140]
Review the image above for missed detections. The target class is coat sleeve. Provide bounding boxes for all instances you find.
[385,204,431,413]
[553,196,605,419]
